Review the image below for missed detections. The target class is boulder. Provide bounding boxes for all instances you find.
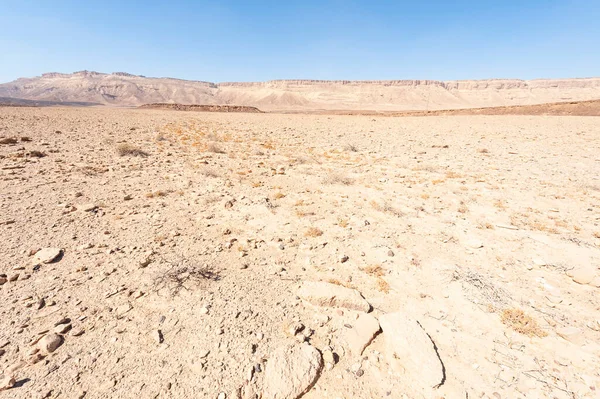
[262,342,322,399]
[297,281,370,312]
[342,313,381,355]
[379,312,444,389]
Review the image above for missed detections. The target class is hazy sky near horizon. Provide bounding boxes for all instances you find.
[1,0,598,83]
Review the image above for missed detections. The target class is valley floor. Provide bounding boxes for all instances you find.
[1,108,599,398]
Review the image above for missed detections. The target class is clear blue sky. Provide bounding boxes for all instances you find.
[1,0,598,83]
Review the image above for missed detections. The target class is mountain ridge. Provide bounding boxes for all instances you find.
[2,71,600,111]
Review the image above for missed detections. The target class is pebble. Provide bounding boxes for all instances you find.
[153,330,164,344]
[54,323,72,334]
[566,267,596,285]
[38,333,63,354]
[32,247,63,264]
[0,374,16,391]
[340,255,349,263]
[217,393,226,399]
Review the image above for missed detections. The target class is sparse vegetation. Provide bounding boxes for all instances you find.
[323,172,353,185]
[207,142,225,154]
[501,308,547,337]
[117,143,149,157]
[305,227,323,237]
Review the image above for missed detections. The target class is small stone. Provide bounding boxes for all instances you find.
[465,239,483,249]
[0,276,6,285]
[0,374,16,391]
[387,250,395,257]
[566,267,596,285]
[217,392,226,399]
[340,255,349,263]
[154,330,164,344]
[79,203,97,212]
[556,326,584,344]
[322,349,335,364]
[116,303,132,316]
[124,195,133,201]
[53,323,72,334]
[33,248,63,264]
[37,333,63,354]
[8,274,19,282]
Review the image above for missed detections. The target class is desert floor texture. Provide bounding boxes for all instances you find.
[1,107,599,399]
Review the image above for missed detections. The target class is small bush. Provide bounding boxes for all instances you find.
[323,173,353,185]
[117,143,148,157]
[207,142,225,154]
[305,227,323,237]
[501,308,547,337]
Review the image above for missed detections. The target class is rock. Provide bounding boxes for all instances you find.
[342,313,381,356]
[556,326,584,344]
[0,275,6,285]
[53,323,71,334]
[465,239,483,249]
[0,374,16,391]
[8,274,18,282]
[217,393,226,399]
[263,342,323,399]
[379,312,444,389]
[33,248,63,264]
[589,276,600,288]
[153,330,164,344]
[297,281,371,312]
[37,333,63,354]
[79,203,97,212]
[340,255,349,263]
[322,349,335,365]
[566,267,596,285]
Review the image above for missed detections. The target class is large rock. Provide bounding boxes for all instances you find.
[262,342,322,399]
[342,313,381,355]
[379,312,444,389]
[297,281,370,312]
[32,248,63,264]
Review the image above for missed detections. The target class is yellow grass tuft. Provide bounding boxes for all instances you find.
[501,308,547,337]
[304,227,323,237]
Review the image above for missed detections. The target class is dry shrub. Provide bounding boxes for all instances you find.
[376,278,390,293]
[370,200,403,217]
[338,218,349,228]
[327,278,354,289]
[362,264,385,277]
[501,308,547,337]
[305,227,323,237]
[117,143,148,157]
[21,136,32,142]
[154,264,219,297]
[420,193,430,199]
[323,173,353,185]
[445,171,462,179]
[200,166,220,178]
[146,190,169,198]
[0,137,18,145]
[207,142,225,154]
[273,192,286,200]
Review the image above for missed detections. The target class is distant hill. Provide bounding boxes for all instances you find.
[0,96,100,107]
[1,71,600,111]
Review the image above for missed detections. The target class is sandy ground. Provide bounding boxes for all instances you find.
[1,107,599,399]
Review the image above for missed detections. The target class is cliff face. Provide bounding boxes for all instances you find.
[1,71,599,111]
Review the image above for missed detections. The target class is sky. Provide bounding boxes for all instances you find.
[0,0,599,83]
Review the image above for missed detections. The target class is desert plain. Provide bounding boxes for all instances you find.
[0,106,599,399]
